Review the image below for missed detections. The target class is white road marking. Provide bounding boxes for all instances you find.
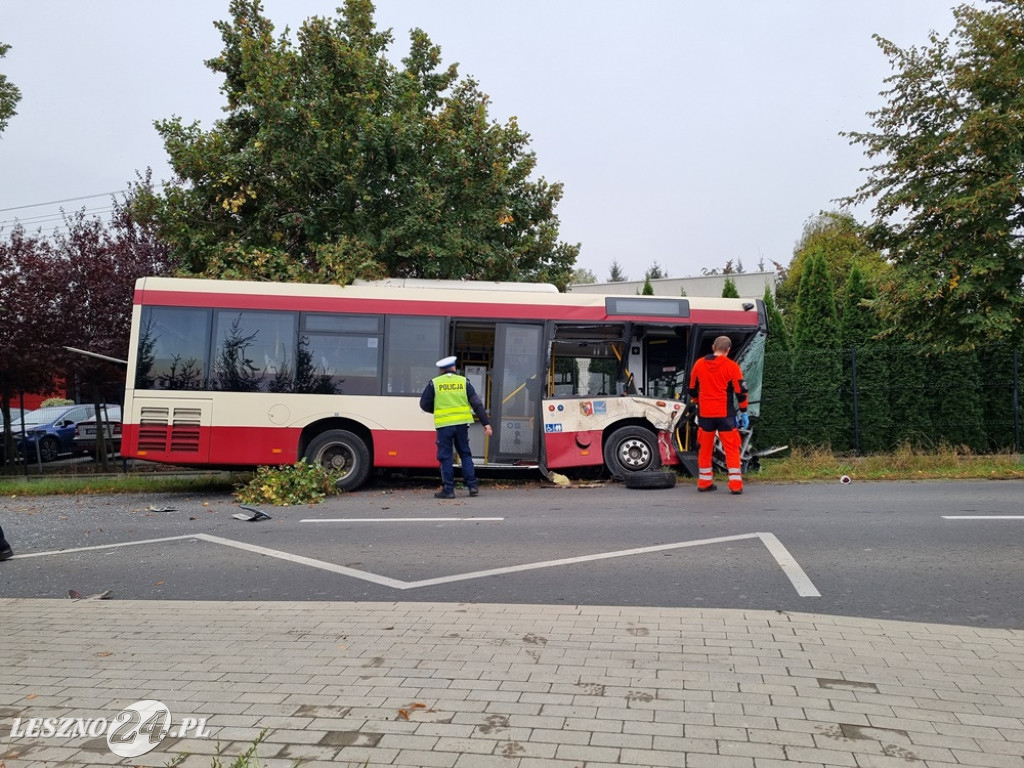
[14,531,821,597]
[193,534,406,588]
[400,533,765,589]
[756,532,822,597]
[8,535,195,559]
[942,516,1024,520]
[300,517,504,523]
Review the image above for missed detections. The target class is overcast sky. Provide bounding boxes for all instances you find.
[1,1,966,280]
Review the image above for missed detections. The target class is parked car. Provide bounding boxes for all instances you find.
[1,408,34,430]
[13,404,117,462]
[73,406,123,456]
[0,408,34,460]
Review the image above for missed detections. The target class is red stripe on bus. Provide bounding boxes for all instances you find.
[122,423,440,468]
[543,429,606,468]
[543,429,680,469]
[122,422,686,471]
[133,289,759,326]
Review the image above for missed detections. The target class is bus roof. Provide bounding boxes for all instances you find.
[352,277,560,293]
[134,276,763,326]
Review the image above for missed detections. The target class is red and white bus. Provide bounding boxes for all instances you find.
[123,276,767,489]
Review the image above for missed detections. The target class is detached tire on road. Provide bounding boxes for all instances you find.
[624,470,677,489]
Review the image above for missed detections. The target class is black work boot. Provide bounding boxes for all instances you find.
[0,526,13,562]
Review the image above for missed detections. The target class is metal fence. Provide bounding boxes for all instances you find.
[755,344,1021,455]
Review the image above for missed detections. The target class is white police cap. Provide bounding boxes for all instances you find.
[435,355,458,368]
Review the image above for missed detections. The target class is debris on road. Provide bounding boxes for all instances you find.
[68,589,113,601]
[232,505,272,522]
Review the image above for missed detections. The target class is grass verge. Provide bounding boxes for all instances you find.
[0,473,246,497]
[752,444,1024,483]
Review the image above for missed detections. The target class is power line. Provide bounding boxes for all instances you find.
[0,205,117,230]
[0,190,128,214]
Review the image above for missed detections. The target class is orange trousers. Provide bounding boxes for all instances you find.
[697,426,743,492]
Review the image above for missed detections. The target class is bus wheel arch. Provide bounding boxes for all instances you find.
[602,422,662,478]
[301,421,373,491]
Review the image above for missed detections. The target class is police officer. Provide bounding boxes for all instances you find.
[420,356,493,498]
[687,335,749,494]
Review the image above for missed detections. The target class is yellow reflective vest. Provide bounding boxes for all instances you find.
[432,374,474,427]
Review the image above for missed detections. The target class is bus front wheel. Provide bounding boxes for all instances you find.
[603,425,661,478]
[305,430,371,491]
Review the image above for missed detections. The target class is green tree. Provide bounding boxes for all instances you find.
[888,344,932,448]
[777,211,887,313]
[927,350,987,451]
[608,259,627,282]
[755,286,794,452]
[570,267,597,285]
[721,276,739,298]
[977,343,1020,451]
[639,276,654,295]
[140,0,579,288]
[840,264,891,453]
[794,253,840,352]
[645,261,666,280]
[0,42,20,134]
[792,253,844,448]
[844,1,1024,349]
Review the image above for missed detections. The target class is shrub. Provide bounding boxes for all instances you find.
[234,459,338,506]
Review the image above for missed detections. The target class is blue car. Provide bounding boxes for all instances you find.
[9,404,114,462]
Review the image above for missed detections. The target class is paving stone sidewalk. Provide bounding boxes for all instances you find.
[1,599,1023,768]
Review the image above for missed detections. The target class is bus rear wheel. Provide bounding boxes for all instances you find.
[305,430,371,492]
[603,425,661,478]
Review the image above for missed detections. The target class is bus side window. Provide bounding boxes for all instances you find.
[384,316,445,395]
[211,310,297,392]
[136,307,211,391]
[549,325,625,397]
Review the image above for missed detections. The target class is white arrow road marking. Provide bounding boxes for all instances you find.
[15,532,821,596]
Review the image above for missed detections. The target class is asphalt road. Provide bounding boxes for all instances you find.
[1,479,1022,629]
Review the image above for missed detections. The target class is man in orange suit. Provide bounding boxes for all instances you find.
[687,336,749,494]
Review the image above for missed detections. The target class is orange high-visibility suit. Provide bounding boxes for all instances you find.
[687,351,749,493]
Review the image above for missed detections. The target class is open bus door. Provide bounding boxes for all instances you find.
[673,327,766,476]
[452,321,545,466]
[490,323,545,464]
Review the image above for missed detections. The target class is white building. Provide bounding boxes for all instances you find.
[568,270,778,299]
